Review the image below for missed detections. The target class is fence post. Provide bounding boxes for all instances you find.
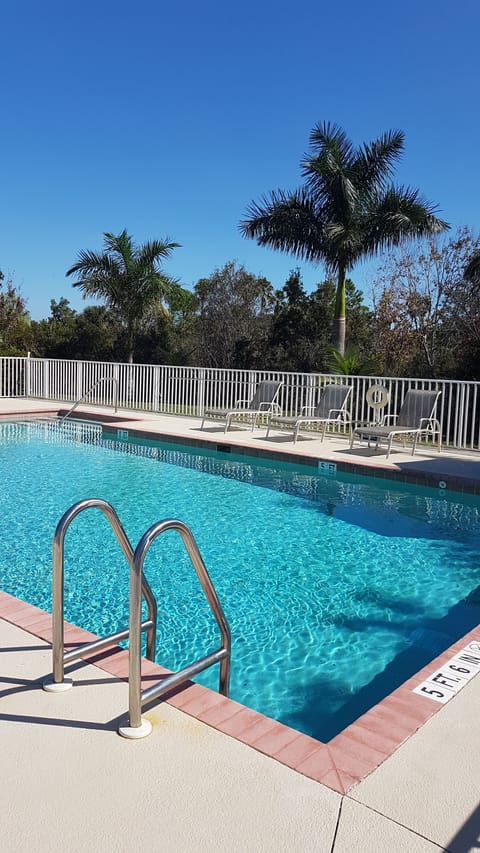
[457,382,466,449]
[306,374,316,413]
[197,368,206,417]
[153,365,161,411]
[43,360,49,400]
[76,361,83,402]
[25,353,31,398]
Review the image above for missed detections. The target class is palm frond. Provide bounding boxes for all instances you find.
[302,123,358,213]
[304,161,359,222]
[308,121,355,165]
[361,186,449,257]
[72,271,124,304]
[354,129,405,191]
[240,189,331,265]
[326,345,377,375]
[66,249,117,278]
[103,229,133,259]
[137,239,180,270]
[323,223,363,269]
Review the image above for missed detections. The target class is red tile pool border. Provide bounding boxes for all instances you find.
[2,589,479,796]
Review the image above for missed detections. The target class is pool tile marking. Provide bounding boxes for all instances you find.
[318,460,337,474]
[413,639,480,703]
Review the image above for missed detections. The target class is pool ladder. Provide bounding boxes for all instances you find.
[59,376,119,424]
[43,498,231,739]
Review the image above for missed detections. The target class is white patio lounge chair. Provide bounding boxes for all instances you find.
[350,389,442,458]
[265,384,352,443]
[200,380,282,433]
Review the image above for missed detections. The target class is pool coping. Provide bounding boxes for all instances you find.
[1,589,479,795]
[3,404,480,795]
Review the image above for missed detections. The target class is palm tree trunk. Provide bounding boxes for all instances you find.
[332,265,346,356]
[127,324,134,364]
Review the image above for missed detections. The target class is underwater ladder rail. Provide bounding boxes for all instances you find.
[43,498,231,739]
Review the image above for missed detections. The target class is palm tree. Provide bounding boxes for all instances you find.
[240,122,449,355]
[66,229,179,363]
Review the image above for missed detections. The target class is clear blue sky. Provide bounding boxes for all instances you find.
[1,0,479,320]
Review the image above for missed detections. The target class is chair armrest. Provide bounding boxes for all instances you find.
[327,408,349,421]
[232,399,250,407]
[258,401,281,413]
[380,414,398,425]
[418,417,441,432]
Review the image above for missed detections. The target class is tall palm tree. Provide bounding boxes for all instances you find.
[240,122,449,355]
[66,229,179,363]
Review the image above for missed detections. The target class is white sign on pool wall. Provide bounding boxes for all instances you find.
[413,640,480,704]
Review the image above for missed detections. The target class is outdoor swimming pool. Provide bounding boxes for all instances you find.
[1,419,480,741]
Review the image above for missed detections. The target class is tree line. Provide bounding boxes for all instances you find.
[1,226,480,379]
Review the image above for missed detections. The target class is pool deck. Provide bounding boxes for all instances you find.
[2,399,480,851]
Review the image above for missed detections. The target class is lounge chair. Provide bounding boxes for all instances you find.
[200,380,282,433]
[350,389,442,458]
[265,384,352,443]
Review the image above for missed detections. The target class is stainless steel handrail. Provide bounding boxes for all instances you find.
[45,498,157,688]
[123,518,230,735]
[60,377,119,424]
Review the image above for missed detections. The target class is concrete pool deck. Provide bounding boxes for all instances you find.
[2,399,480,851]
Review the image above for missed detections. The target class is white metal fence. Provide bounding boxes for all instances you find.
[1,355,479,451]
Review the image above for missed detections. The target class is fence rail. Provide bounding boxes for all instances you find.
[1,356,480,451]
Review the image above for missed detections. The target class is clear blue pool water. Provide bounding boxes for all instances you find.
[1,419,480,741]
